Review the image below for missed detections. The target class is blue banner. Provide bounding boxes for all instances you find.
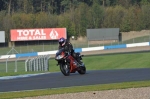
[104,44,126,50]
[74,48,82,53]
[16,52,38,58]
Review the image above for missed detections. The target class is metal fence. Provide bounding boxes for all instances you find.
[0,55,50,73]
[0,60,25,73]
[25,55,50,72]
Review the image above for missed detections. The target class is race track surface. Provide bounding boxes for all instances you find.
[0,68,150,92]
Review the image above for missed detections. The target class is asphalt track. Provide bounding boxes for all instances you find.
[1,68,150,92]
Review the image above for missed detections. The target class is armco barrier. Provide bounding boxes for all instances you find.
[38,50,57,56]
[0,42,150,60]
[16,52,38,58]
[104,44,126,50]
[74,48,82,52]
[126,42,149,48]
[82,46,104,52]
[0,54,16,59]
[37,48,82,56]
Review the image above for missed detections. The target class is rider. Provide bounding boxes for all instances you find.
[57,37,82,65]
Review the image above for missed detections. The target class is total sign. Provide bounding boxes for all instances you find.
[10,28,67,41]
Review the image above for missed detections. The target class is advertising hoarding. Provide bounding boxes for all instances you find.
[0,31,5,43]
[87,28,119,41]
[10,28,67,41]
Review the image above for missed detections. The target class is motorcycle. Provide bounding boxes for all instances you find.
[55,48,86,76]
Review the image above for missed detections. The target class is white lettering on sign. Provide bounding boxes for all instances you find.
[17,36,28,40]
[29,36,32,40]
[33,36,46,40]
[17,29,46,36]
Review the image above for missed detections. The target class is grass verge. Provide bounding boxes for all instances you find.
[0,80,150,99]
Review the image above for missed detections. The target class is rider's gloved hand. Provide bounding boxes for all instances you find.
[65,52,69,56]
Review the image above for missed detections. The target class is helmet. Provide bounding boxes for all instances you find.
[58,37,66,46]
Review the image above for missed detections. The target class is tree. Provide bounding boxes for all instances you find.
[138,4,150,29]
[103,5,127,29]
[75,3,89,36]
[0,0,5,11]
[90,2,104,28]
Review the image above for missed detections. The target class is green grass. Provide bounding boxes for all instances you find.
[0,61,25,73]
[83,52,150,70]
[0,80,150,99]
[48,52,150,72]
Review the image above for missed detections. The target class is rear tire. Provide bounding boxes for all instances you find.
[60,63,70,76]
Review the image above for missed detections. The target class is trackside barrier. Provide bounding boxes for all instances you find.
[126,42,149,47]
[0,42,150,60]
[16,52,38,58]
[0,54,16,59]
[25,55,50,72]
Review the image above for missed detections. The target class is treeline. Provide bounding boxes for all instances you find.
[0,0,150,41]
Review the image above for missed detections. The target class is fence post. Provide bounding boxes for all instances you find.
[6,56,10,73]
[34,57,39,71]
[46,55,50,71]
[25,56,30,72]
[44,55,47,71]
[29,58,33,71]
[15,56,20,72]
[40,55,44,71]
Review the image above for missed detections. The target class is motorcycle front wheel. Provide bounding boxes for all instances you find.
[78,64,86,74]
[60,63,70,76]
